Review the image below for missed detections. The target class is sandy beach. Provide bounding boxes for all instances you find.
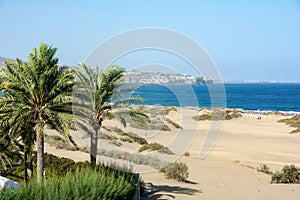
[45,107,300,200]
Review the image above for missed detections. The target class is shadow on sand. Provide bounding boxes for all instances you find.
[142,182,202,199]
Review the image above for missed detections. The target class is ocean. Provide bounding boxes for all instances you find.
[131,83,300,113]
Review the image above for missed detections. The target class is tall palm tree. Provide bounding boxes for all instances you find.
[74,63,148,166]
[0,44,76,182]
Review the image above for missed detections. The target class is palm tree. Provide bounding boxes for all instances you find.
[0,122,22,174]
[74,63,148,166]
[0,118,34,183]
[0,43,76,182]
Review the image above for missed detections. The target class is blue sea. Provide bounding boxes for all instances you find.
[131,83,300,113]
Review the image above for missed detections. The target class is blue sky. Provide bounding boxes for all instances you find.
[0,0,300,81]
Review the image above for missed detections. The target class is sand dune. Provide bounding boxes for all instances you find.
[44,108,300,200]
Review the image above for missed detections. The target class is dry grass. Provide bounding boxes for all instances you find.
[278,115,300,133]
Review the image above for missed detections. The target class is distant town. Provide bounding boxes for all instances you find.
[125,70,213,85]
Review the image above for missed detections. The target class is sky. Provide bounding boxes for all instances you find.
[0,0,300,81]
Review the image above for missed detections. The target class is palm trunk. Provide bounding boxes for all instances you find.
[90,127,99,167]
[36,123,44,182]
[24,144,28,184]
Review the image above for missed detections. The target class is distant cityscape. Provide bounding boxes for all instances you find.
[1,56,299,84]
[125,70,213,85]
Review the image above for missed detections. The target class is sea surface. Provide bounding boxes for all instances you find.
[131,83,300,113]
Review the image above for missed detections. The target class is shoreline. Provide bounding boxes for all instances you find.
[132,104,300,116]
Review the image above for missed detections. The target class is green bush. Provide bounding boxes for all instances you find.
[43,154,75,177]
[101,133,118,141]
[161,162,189,182]
[118,131,148,145]
[0,167,136,200]
[157,147,174,155]
[192,109,242,121]
[138,142,173,155]
[192,114,210,121]
[120,137,133,143]
[271,165,300,184]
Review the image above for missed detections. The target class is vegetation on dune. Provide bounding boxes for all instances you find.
[166,106,178,114]
[130,116,171,131]
[278,115,300,133]
[44,134,88,153]
[128,105,174,131]
[117,130,148,145]
[166,118,183,129]
[271,165,300,184]
[157,147,175,155]
[192,109,243,121]
[268,111,285,116]
[138,142,174,155]
[160,162,189,182]
[184,152,190,157]
[120,137,134,143]
[256,164,273,175]
[97,148,169,169]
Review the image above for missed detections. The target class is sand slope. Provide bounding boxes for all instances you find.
[44,108,300,200]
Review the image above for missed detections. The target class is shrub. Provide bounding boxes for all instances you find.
[43,154,75,177]
[166,118,183,129]
[129,109,172,131]
[45,135,88,153]
[278,115,300,133]
[138,142,174,155]
[138,142,163,152]
[192,109,242,121]
[97,149,169,169]
[166,106,178,114]
[158,147,174,155]
[120,137,133,143]
[102,125,112,131]
[118,132,148,145]
[256,164,273,175]
[0,167,137,200]
[161,162,189,182]
[44,134,78,151]
[127,132,148,145]
[102,133,118,141]
[192,114,211,121]
[271,165,300,184]
[160,124,171,131]
[184,152,190,157]
[229,112,243,119]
